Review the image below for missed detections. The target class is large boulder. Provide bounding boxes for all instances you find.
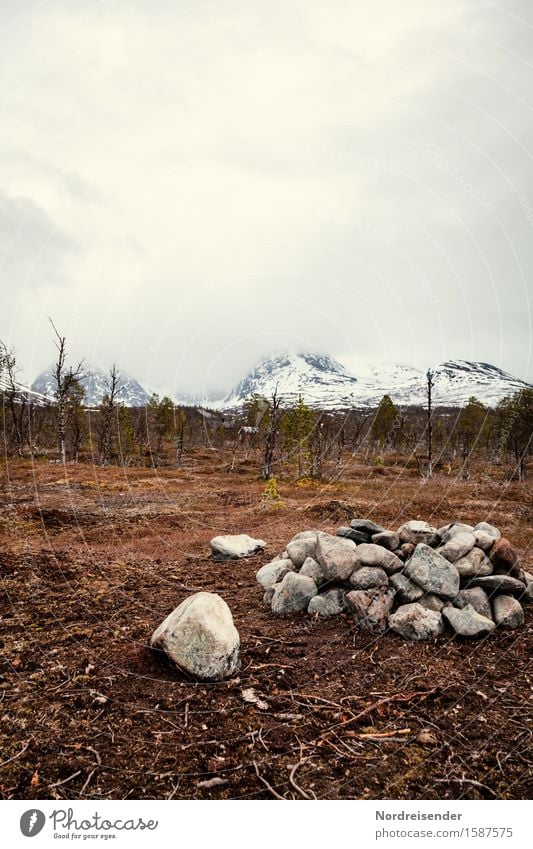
[210,534,266,561]
[286,535,318,568]
[350,566,389,590]
[345,587,395,634]
[454,547,492,579]
[308,588,346,617]
[316,534,358,581]
[404,544,460,599]
[271,572,318,615]
[453,588,492,620]
[256,560,292,589]
[150,592,240,681]
[443,604,495,638]
[352,543,403,575]
[493,595,524,629]
[398,520,440,547]
[438,532,476,563]
[388,603,444,641]
[390,572,424,603]
[371,530,400,551]
[489,538,520,578]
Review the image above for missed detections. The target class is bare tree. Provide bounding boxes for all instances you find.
[99,365,122,466]
[426,368,434,479]
[262,387,282,480]
[49,319,84,464]
[0,342,27,456]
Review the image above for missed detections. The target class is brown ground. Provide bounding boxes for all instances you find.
[1,451,532,800]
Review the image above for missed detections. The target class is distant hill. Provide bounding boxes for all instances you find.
[31,364,151,407]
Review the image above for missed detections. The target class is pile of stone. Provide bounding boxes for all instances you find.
[256,519,532,640]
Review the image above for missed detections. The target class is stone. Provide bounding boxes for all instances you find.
[350,518,385,535]
[210,534,266,561]
[473,531,497,552]
[523,579,533,604]
[255,560,292,589]
[398,520,441,547]
[263,587,275,606]
[474,521,501,541]
[454,547,492,579]
[271,572,318,615]
[453,588,492,620]
[493,595,524,629]
[418,594,446,612]
[390,572,424,603]
[336,527,369,544]
[438,532,476,563]
[290,530,319,542]
[308,588,346,617]
[316,534,358,581]
[352,543,403,575]
[349,566,389,590]
[470,575,526,596]
[345,587,395,634]
[404,544,460,599]
[388,603,444,641]
[150,592,240,680]
[401,543,416,559]
[439,522,475,540]
[286,536,318,568]
[371,530,400,551]
[490,538,520,577]
[443,604,495,638]
[299,556,326,586]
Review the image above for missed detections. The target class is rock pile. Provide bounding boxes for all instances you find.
[256,519,532,640]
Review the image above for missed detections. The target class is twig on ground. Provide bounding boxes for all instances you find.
[253,761,287,800]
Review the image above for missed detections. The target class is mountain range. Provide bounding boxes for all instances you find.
[31,364,151,407]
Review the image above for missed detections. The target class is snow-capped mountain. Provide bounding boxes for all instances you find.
[0,372,49,405]
[217,351,531,410]
[31,364,151,407]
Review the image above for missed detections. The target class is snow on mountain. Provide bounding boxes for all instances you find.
[31,364,151,407]
[217,351,531,410]
[0,371,49,405]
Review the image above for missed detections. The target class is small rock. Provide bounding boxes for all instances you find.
[210,534,266,562]
[443,604,495,638]
[349,566,389,590]
[390,572,424,603]
[439,522,475,539]
[299,556,326,585]
[308,588,346,617]
[150,592,240,681]
[398,520,441,547]
[388,603,444,640]
[404,544,460,599]
[287,536,318,568]
[438,532,476,563]
[350,518,385,535]
[316,534,358,581]
[401,543,416,559]
[454,547,492,579]
[263,587,275,606]
[470,575,526,596]
[353,543,403,575]
[271,572,318,615]
[490,538,520,577]
[418,594,446,612]
[473,530,497,552]
[345,587,395,634]
[255,560,292,589]
[453,588,492,619]
[493,595,524,629]
[336,527,369,544]
[371,530,400,550]
[474,521,501,540]
[416,730,438,745]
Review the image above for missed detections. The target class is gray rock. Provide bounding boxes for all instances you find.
[390,572,424,603]
[473,521,501,541]
[388,603,444,640]
[299,556,326,586]
[290,530,319,542]
[316,534,358,581]
[493,595,524,629]
[418,594,447,612]
[308,588,346,617]
[345,587,395,634]
[371,530,400,551]
[263,587,275,606]
[271,572,318,615]
[353,543,403,575]
[336,527,369,544]
[454,547,493,579]
[210,534,266,561]
[443,604,495,638]
[470,575,526,596]
[473,530,497,552]
[398,520,441,547]
[286,536,318,568]
[438,532,476,563]
[404,544,460,599]
[349,566,389,590]
[453,588,492,620]
[439,522,475,539]
[350,518,385,535]
[255,560,292,589]
[150,592,240,680]
[523,581,533,604]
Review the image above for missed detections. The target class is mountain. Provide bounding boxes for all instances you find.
[217,351,532,410]
[0,372,49,405]
[31,364,151,407]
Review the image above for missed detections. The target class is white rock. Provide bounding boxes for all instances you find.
[271,572,318,615]
[150,592,240,681]
[210,534,266,561]
[256,560,292,589]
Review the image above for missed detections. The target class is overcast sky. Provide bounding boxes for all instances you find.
[1,0,532,398]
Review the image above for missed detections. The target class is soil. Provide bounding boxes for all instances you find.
[1,453,532,800]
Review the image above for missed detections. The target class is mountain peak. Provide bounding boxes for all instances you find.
[31,363,151,407]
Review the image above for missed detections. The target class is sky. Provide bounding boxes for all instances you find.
[1,0,532,399]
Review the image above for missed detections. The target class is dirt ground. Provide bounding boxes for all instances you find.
[1,451,532,800]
